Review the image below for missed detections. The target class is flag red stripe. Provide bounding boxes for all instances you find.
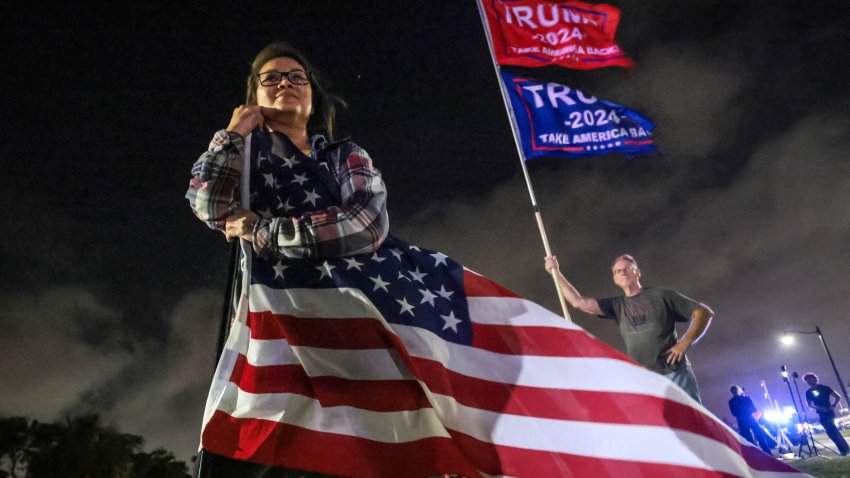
[230,354,431,412]
[463,269,520,298]
[248,309,628,360]
[203,411,481,478]
[471,321,632,360]
[247,310,396,347]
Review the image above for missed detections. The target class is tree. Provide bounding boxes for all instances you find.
[0,414,190,478]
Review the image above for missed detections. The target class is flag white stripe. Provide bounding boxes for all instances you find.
[468,295,582,329]
[250,284,382,319]
[290,346,414,380]
[220,383,450,443]
[246,338,298,366]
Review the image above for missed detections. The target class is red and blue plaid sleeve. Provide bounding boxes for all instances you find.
[185,130,245,231]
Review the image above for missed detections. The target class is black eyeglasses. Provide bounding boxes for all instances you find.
[257,69,310,86]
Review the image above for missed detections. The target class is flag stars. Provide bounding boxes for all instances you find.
[440,311,462,332]
[396,297,416,316]
[316,261,336,280]
[280,198,295,213]
[436,285,454,300]
[409,267,428,284]
[369,274,390,292]
[370,251,386,263]
[263,173,276,187]
[431,252,449,267]
[258,208,273,219]
[291,173,310,185]
[397,271,411,282]
[273,261,288,279]
[281,155,299,169]
[419,288,438,306]
[343,257,364,271]
[389,248,404,261]
[303,188,321,206]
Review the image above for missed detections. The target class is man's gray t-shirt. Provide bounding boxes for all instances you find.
[597,287,699,374]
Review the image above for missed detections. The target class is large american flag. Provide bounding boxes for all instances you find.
[199,233,807,477]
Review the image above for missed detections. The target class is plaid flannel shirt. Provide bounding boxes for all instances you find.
[186,130,388,260]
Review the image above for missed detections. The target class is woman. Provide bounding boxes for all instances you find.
[187,42,396,477]
[187,41,388,262]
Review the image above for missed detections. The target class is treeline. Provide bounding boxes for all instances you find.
[0,414,190,478]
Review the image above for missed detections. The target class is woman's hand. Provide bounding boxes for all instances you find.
[226,105,265,137]
[224,210,261,242]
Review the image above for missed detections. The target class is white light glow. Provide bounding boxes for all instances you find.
[763,410,779,422]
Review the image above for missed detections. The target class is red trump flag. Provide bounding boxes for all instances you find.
[481,0,634,69]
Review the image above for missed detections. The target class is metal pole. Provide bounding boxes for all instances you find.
[816,325,850,408]
[761,380,793,452]
[475,0,571,321]
[196,133,253,478]
[215,241,240,363]
[792,373,819,456]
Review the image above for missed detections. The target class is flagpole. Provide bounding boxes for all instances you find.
[195,133,254,478]
[475,0,571,321]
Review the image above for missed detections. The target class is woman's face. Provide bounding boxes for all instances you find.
[255,56,313,122]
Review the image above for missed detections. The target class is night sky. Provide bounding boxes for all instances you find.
[3,0,850,463]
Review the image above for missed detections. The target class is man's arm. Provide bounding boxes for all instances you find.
[830,389,843,409]
[544,256,602,315]
[664,304,713,365]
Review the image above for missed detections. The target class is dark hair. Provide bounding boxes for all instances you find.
[803,372,818,381]
[245,42,344,139]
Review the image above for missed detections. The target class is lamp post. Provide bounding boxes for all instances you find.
[781,325,850,409]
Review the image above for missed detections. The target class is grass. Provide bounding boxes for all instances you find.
[780,430,850,478]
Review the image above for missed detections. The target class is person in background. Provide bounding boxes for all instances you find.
[728,385,773,454]
[803,373,849,456]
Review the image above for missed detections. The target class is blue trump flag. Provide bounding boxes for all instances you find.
[501,71,656,159]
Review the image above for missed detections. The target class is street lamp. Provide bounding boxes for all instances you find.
[781,325,850,410]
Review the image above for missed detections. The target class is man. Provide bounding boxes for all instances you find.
[803,372,850,456]
[544,254,713,403]
[728,385,774,454]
